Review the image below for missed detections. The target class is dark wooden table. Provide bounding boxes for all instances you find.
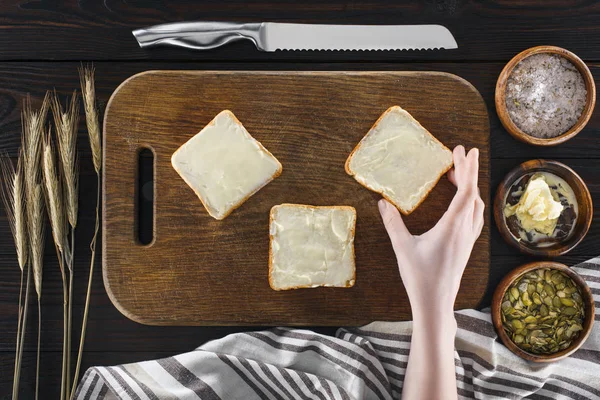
[1,1,599,398]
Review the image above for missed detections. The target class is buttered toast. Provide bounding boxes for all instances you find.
[345,106,453,215]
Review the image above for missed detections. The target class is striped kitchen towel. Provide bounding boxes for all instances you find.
[75,259,600,400]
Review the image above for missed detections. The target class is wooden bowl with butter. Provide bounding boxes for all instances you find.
[495,46,596,146]
[492,261,595,362]
[494,160,592,256]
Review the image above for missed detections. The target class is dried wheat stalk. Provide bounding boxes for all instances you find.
[71,65,102,399]
[19,93,49,400]
[42,127,71,400]
[52,90,79,400]
[0,152,27,400]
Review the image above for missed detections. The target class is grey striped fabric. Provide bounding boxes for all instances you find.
[75,258,600,400]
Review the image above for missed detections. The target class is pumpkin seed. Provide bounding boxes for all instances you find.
[510,287,520,300]
[560,298,575,307]
[551,273,563,285]
[544,284,555,297]
[553,296,562,308]
[512,320,524,329]
[513,334,524,344]
[564,286,577,295]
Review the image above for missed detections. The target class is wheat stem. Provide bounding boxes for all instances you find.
[71,174,100,398]
[13,262,30,400]
[57,247,68,400]
[66,231,75,400]
[14,269,23,382]
[35,298,41,400]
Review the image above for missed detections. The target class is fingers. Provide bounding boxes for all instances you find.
[473,196,485,236]
[451,146,479,194]
[466,147,480,190]
[378,199,411,246]
[447,168,457,187]
[453,145,466,167]
[445,146,481,216]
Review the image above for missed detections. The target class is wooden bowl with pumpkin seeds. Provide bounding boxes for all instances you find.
[492,261,594,362]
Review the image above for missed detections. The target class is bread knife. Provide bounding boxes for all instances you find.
[133,22,458,52]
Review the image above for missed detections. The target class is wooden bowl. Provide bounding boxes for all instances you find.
[495,46,596,146]
[492,261,595,362]
[494,160,592,257]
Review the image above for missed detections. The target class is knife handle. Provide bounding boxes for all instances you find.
[133,21,264,51]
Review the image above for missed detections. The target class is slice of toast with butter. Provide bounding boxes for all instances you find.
[172,110,282,220]
[345,106,453,215]
[269,204,356,291]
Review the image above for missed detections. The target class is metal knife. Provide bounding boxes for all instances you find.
[132,22,458,52]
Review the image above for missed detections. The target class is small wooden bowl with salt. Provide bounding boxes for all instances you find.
[496,46,596,146]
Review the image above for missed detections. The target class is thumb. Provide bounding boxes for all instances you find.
[378,199,411,246]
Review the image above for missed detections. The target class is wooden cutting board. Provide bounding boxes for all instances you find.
[103,71,490,326]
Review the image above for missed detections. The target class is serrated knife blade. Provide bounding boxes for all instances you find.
[133,22,458,52]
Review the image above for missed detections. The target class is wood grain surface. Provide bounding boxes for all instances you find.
[103,71,490,325]
[1,1,600,61]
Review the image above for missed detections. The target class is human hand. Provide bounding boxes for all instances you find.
[378,146,484,319]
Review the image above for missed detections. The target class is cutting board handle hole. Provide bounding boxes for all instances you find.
[137,147,154,246]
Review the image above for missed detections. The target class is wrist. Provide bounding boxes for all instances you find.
[411,303,457,333]
[412,312,457,349]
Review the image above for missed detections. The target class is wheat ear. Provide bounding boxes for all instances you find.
[52,90,79,400]
[79,64,101,174]
[43,130,67,255]
[71,65,102,398]
[52,90,79,229]
[0,153,27,270]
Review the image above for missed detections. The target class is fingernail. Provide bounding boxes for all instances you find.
[378,199,387,212]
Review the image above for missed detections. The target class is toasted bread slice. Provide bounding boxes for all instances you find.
[171,110,282,220]
[345,106,453,215]
[269,204,356,291]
